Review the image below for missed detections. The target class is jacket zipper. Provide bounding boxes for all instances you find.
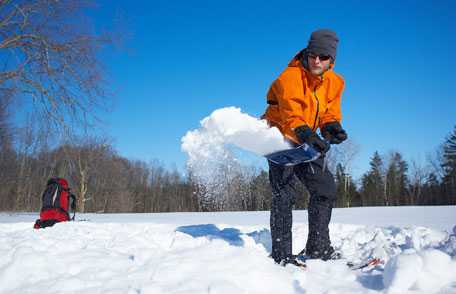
[312,87,320,130]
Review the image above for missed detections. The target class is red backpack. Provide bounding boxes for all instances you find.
[34,178,76,229]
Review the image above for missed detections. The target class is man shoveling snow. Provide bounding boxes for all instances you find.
[262,29,348,267]
[182,29,353,269]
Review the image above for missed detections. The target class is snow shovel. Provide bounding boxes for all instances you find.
[265,143,321,166]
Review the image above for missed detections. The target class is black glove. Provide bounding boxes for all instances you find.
[321,121,347,144]
[294,125,330,153]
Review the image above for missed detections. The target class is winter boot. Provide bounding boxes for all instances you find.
[299,246,342,261]
[279,255,307,268]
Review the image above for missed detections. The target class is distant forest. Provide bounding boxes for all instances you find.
[1,102,455,212]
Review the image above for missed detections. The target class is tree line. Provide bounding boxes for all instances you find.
[333,127,456,207]
[0,114,270,212]
[1,107,455,213]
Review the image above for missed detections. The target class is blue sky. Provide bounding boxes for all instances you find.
[95,0,456,179]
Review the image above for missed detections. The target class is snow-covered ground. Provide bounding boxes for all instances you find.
[1,206,456,294]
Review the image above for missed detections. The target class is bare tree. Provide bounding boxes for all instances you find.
[409,159,427,205]
[426,146,445,180]
[326,139,360,175]
[62,136,113,212]
[0,92,13,148]
[0,0,113,131]
[0,93,16,210]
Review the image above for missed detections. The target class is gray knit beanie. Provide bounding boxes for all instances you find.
[306,29,339,62]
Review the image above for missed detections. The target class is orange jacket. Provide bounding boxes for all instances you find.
[263,56,345,144]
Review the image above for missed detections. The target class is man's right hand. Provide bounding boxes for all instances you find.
[294,125,330,154]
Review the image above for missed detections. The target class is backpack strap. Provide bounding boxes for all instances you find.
[69,193,76,221]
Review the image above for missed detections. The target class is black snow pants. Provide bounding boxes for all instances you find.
[268,157,336,263]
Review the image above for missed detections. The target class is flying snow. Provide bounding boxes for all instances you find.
[181,106,289,158]
[181,106,290,187]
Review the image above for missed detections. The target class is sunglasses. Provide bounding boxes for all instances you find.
[308,53,331,61]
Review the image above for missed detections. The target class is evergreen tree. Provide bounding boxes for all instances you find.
[422,173,441,205]
[442,125,456,204]
[397,156,409,204]
[250,171,271,210]
[360,151,385,206]
[335,164,346,207]
[385,152,409,205]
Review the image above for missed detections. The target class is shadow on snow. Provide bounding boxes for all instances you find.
[176,224,272,252]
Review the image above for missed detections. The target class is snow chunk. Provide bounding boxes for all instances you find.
[383,250,424,292]
[414,249,455,291]
[383,249,456,292]
[181,107,289,161]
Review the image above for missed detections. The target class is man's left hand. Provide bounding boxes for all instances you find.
[321,122,347,144]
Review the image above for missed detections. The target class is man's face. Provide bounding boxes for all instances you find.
[307,53,331,76]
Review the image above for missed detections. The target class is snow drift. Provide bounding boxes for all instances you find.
[1,206,456,293]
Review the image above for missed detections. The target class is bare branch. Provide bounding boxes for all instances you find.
[0,0,115,132]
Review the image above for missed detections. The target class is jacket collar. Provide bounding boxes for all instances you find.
[288,56,334,87]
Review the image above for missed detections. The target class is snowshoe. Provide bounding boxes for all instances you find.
[346,257,384,270]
